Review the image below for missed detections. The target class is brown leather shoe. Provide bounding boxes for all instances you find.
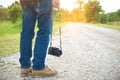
[32,68,57,76]
[20,65,49,77]
[20,67,32,77]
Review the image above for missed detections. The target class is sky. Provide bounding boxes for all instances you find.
[0,0,120,13]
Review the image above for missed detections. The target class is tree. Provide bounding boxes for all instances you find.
[106,9,120,22]
[8,1,22,23]
[84,0,102,22]
[116,9,120,21]
[69,0,85,22]
[70,8,84,22]
[0,7,9,21]
[76,0,84,10]
[99,14,107,23]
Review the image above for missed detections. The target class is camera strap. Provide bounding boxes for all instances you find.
[50,8,62,50]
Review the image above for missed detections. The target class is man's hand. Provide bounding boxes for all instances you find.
[52,0,60,8]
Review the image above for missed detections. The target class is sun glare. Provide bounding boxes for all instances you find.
[60,0,88,11]
[60,0,76,11]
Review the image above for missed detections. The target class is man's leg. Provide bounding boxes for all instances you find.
[32,8,57,76]
[19,4,36,69]
[32,8,52,70]
[32,0,57,76]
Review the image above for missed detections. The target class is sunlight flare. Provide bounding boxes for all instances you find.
[60,0,88,11]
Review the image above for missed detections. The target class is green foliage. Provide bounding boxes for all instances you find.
[94,9,120,23]
[0,1,22,22]
[94,13,107,23]
[106,10,120,22]
[116,9,120,16]
[84,0,102,22]
[8,1,22,23]
[99,14,107,23]
[0,7,9,21]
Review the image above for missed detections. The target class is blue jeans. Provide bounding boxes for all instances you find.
[19,0,52,70]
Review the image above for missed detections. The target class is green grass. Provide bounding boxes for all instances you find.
[0,20,21,57]
[0,20,65,58]
[0,34,20,57]
[89,21,120,31]
[0,21,21,36]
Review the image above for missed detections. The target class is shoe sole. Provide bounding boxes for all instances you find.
[20,73,57,77]
[20,73,32,77]
[31,74,56,78]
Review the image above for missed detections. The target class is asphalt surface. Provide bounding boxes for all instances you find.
[0,22,120,80]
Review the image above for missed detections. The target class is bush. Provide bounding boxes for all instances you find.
[0,7,9,21]
[9,1,22,23]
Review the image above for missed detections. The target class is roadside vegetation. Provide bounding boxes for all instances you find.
[70,0,120,30]
[89,21,120,30]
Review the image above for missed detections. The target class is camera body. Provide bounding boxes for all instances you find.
[48,47,62,57]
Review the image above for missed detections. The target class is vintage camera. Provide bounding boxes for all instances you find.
[48,47,62,57]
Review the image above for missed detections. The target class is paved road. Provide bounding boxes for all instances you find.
[0,22,120,80]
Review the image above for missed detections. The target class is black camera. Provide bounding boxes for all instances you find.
[48,47,62,57]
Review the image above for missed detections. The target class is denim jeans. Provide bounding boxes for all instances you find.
[19,0,52,70]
